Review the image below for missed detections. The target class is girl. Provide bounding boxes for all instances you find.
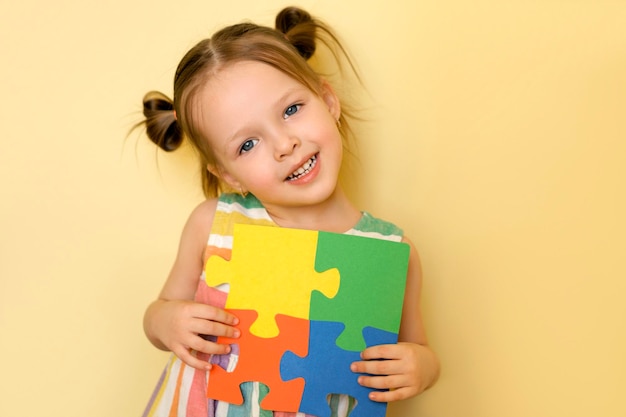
[139,6,439,417]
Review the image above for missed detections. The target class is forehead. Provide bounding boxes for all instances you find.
[192,61,310,146]
[202,61,304,103]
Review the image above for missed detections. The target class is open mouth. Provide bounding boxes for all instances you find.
[286,154,318,181]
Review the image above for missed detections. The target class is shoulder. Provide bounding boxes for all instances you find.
[179,198,219,251]
[162,198,220,298]
[401,234,423,290]
[182,193,270,247]
[186,198,219,229]
[401,235,421,263]
[350,212,404,242]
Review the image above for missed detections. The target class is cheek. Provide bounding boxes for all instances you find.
[243,175,280,197]
[328,128,345,155]
[238,160,277,186]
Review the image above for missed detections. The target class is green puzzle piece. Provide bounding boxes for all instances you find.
[311,232,410,351]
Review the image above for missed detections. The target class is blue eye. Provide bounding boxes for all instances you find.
[284,104,301,119]
[239,139,258,154]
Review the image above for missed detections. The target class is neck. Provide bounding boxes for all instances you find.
[263,187,361,233]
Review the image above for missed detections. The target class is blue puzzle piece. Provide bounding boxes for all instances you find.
[280,321,398,417]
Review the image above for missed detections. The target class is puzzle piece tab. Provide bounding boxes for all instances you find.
[208,309,309,412]
[311,232,410,351]
[280,320,398,417]
[205,224,340,338]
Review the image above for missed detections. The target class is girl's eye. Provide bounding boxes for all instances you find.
[239,139,258,154]
[283,104,301,119]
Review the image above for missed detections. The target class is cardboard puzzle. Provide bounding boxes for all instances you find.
[205,223,410,417]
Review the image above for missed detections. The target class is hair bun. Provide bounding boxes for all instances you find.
[142,91,182,152]
[275,6,316,60]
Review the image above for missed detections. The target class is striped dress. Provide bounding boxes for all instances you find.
[143,193,404,417]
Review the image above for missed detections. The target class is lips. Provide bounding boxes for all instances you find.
[286,154,318,181]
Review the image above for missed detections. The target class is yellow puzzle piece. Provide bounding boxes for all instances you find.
[205,224,340,338]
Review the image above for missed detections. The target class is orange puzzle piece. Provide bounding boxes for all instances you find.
[208,309,309,412]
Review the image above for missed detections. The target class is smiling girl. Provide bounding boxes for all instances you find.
[139,6,439,417]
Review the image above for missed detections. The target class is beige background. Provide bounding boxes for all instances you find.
[1,0,625,416]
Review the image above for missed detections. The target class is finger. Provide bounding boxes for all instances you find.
[351,358,403,376]
[360,344,402,361]
[192,305,239,326]
[188,335,232,356]
[366,386,417,403]
[357,373,405,391]
[172,345,214,371]
[190,319,240,340]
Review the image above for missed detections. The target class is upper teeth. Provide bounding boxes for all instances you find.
[287,155,317,180]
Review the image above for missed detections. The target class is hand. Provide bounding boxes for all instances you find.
[350,342,436,402]
[147,299,240,370]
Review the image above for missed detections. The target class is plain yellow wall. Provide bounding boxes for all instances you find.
[1,0,625,416]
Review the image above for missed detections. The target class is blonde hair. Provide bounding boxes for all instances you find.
[140,7,359,198]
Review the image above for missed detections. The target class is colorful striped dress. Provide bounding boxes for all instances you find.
[143,193,404,417]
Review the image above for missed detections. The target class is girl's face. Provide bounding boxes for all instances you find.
[197,61,343,210]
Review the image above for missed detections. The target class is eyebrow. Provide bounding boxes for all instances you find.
[276,87,302,106]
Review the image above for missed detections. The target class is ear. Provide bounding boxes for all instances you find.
[207,163,242,191]
[320,80,341,122]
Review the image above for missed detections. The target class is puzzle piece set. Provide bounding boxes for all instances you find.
[205,224,410,417]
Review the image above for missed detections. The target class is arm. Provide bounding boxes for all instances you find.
[143,199,240,370]
[351,236,440,401]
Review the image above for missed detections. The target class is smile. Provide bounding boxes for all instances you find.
[286,155,318,181]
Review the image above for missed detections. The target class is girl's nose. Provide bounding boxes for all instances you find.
[274,135,300,161]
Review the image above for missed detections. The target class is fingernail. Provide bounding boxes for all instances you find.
[233,329,240,338]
